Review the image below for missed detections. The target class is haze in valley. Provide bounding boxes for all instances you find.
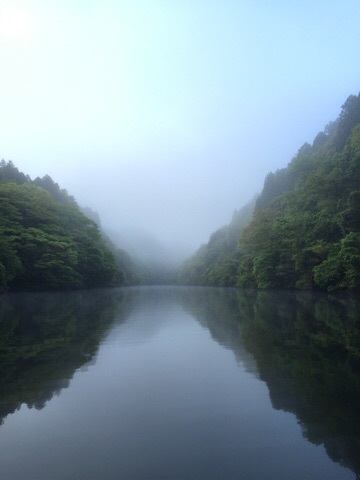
[1,0,360,263]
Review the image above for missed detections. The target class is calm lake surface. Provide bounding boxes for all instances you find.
[0,286,359,480]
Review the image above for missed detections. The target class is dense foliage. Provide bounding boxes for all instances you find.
[0,161,121,291]
[177,198,256,286]
[80,205,143,286]
[179,93,360,291]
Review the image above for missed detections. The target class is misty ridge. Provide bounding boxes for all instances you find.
[1,91,360,293]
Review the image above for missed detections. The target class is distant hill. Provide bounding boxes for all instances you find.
[178,92,360,291]
[105,227,178,285]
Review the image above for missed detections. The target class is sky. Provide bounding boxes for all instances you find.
[1,0,360,260]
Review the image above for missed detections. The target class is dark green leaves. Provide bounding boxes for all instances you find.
[0,172,119,291]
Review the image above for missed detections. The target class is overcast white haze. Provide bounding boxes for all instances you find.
[1,1,360,261]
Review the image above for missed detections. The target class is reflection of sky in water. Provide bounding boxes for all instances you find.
[0,287,355,480]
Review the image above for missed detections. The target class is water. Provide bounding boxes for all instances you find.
[0,286,358,480]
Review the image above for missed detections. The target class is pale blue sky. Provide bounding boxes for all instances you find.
[1,0,360,258]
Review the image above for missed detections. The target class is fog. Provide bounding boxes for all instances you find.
[1,1,360,263]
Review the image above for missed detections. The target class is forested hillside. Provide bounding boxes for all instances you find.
[0,162,127,291]
[177,197,256,286]
[179,92,360,291]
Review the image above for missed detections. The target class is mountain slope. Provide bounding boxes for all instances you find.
[179,92,360,291]
[0,161,121,291]
[177,197,256,286]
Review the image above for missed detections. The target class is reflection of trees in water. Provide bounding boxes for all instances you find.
[178,287,360,478]
[177,287,263,376]
[244,291,360,477]
[0,288,134,425]
[1,286,359,475]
